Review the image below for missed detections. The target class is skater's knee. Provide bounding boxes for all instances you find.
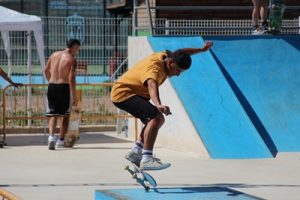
[152,113,165,127]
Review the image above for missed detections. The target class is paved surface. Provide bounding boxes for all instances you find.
[1,132,300,200]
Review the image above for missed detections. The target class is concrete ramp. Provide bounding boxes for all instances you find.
[148,37,273,158]
[206,36,300,152]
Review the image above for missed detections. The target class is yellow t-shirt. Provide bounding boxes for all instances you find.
[111,51,168,103]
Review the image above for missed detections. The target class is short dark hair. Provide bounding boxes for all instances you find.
[67,39,81,48]
[166,49,191,70]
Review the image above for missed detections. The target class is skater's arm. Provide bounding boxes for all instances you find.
[147,78,161,106]
[147,78,172,115]
[0,67,23,88]
[181,41,213,55]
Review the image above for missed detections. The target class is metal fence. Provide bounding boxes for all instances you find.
[1,83,134,142]
[137,18,300,36]
[0,17,132,81]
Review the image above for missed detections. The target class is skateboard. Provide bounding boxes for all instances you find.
[64,103,82,148]
[268,0,286,34]
[125,162,157,192]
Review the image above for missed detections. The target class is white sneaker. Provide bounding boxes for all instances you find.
[48,135,56,150]
[140,157,171,171]
[125,150,142,165]
[55,140,64,148]
[252,28,264,35]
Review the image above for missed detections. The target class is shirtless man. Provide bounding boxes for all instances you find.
[44,39,80,150]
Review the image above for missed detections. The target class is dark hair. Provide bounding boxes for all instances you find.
[67,39,81,48]
[166,49,191,70]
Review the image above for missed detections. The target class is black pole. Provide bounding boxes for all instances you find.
[102,0,107,75]
[66,0,69,17]
[21,0,24,13]
[45,0,49,59]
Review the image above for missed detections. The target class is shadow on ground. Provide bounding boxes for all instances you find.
[2,132,130,147]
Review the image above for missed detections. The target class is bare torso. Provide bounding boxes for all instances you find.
[47,50,76,84]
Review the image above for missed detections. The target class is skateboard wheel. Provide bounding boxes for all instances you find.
[132,174,137,178]
[145,186,150,192]
[272,4,275,8]
[124,165,129,170]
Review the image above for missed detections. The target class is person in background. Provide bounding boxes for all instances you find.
[252,0,269,35]
[44,39,80,150]
[0,67,23,88]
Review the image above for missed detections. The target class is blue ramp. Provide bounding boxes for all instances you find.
[148,36,273,158]
[95,187,263,200]
[206,36,300,152]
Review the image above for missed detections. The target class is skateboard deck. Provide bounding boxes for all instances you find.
[125,162,157,191]
[268,0,286,34]
[64,104,82,148]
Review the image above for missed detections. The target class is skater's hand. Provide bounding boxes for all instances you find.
[157,105,172,116]
[202,41,213,51]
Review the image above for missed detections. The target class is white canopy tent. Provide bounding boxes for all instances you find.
[0,6,45,80]
[0,6,46,127]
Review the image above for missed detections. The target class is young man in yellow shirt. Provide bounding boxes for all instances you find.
[111,41,213,170]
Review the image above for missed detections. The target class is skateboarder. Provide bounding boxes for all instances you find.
[0,67,23,88]
[111,41,213,170]
[251,0,269,35]
[44,39,80,150]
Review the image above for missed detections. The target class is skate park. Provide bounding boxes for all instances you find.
[1,35,300,200]
[1,1,300,200]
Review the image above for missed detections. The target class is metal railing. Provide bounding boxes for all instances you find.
[1,83,136,144]
[156,18,300,36]
[134,17,300,36]
[0,188,22,200]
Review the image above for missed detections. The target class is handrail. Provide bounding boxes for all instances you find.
[0,188,22,200]
[110,57,128,82]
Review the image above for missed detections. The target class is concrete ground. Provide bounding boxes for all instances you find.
[0,132,300,200]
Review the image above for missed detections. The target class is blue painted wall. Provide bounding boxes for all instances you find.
[206,35,300,152]
[148,36,273,158]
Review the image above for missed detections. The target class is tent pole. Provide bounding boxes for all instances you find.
[27,31,32,127]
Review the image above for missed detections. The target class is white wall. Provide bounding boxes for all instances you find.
[127,36,209,158]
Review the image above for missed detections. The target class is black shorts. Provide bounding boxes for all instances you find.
[46,83,71,117]
[113,95,159,124]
